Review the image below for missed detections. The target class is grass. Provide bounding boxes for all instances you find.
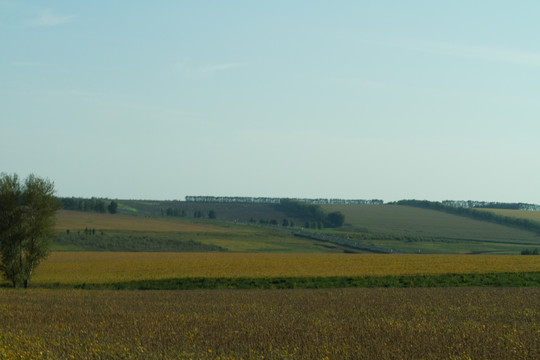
[116,202,138,213]
[0,288,537,359]
[378,239,531,255]
[477,208,540,222]
[54,231,227,252]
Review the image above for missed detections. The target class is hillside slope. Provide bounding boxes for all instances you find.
[322,204,540,254]
[53,210,357,253]
[59,200,540,254]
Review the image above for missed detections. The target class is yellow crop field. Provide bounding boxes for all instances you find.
[0,288,538,359]
[55,210,243,233]
[29,252,540,285]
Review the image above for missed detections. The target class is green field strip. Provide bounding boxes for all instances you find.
[34,272,540,290]
[432,237,540,246]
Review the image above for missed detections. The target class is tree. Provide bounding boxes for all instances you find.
[208,210,216,219]
[325,211,345,227]
[0,173,59,288]
[94,200,106,213]
[107,200,118,214]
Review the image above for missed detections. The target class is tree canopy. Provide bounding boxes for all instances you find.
[279,198,346,228]
[0,173,59,288]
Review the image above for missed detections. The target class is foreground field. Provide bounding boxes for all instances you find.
[26,252,540,286]
[0,288,537,359]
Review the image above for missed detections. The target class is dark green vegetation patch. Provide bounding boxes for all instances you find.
[54,231,227,252]
[67,272,540,290]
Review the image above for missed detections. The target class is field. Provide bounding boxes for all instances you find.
[53,210,353,253]
[478,208,540,222]
[4,206,538,358]
[0,287,538,359]
[322,204,540,254]
[55,204,540,254]
[26,252,540,287]
[55,210,240,233]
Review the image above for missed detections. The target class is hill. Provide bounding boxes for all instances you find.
[56,199,540,254]
[53,210,357,253]
[476,208,540,222]
[321,204,540,254]
[116,199,313,224]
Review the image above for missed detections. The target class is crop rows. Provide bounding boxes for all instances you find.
[0,288,538,359]
[27,252,540,286]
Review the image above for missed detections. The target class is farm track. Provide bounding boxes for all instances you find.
[289,228,405,253]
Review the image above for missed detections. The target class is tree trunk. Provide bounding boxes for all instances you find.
[23,279,28,289]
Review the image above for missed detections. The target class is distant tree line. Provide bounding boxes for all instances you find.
[442,200,540,211]
[59,197,118,214]
[395,200,540,235]
[185,196,382,205]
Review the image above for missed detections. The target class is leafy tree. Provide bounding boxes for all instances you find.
[94,200,106,213]
[325,211,345,227]
[108,200,118,214]
[0,174,59,288]
[208,210,216,219]
[279,198,345,228]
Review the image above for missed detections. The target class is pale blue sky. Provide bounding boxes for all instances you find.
[1,1,539,203]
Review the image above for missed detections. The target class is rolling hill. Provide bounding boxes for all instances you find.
[55,199,540,254]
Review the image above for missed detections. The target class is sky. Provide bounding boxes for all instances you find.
[1,1,540,203]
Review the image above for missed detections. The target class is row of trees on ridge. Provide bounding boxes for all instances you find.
[59,197,118,214]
